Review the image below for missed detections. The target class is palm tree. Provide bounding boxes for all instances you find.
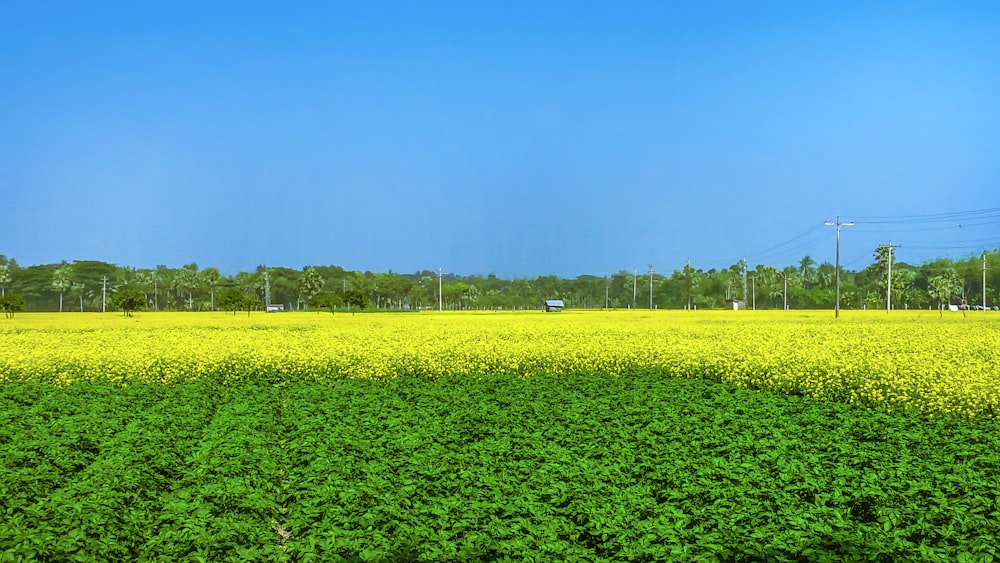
[71,282,86,312]
[0,264,11,297]
[799,256,817,287]
[199,267,222,310]
[781,267,800,309]
[155,265,174,309]
[753,265,779,308]
[173,265,198,310]
[816,262,835,289]
[52,264,73,312]
[134,271,152,308]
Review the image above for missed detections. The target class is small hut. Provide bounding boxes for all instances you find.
[544,299,565,312]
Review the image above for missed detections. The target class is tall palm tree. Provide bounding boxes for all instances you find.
[173,265,198,310]
[52,264,73,312]
[0,264,11,297]
[816,262,836,289]
[134,271,152,308]
[799,256,817,287]
[199,267,222,310]
[71,282,86,312]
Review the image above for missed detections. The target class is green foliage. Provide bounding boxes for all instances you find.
[0,293,25,318]
[298,267,325,306]
[308,291,342,312]
[2,375,999,560]
[0,263,12,294]
[2,248,999,311]
[110,287,145,317]
[344,289,367,310]
[929,268,962,310]
[172,264,199,310]
[218,288,259,316]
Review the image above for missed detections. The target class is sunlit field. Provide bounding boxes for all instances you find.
[3,309,1000,560]
[2,309,997,417]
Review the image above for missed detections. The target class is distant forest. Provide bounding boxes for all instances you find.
[0,249,997,312]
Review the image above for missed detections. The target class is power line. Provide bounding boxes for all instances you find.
[703,206,1000,274]
[851,218,1000,234]
[842,252,871,269]
[852,206,1000,224]
[745,224,825,261]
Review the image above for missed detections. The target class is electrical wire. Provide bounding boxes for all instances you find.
[852,206,1000,224]
[851,218,1000,234]
[711,206,999,272]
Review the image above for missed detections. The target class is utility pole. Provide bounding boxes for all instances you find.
[102,276,108,313]
[648,264,654,309]
[264,268,271,307]
[885,242,897,314]
[633,268,637,309]
[438,268,443,311]
[982,251,988,309]
[154,280,158,312]
[783,272,788,311]
[741,259,748,308]
[605,277,609,309]
[686,259,692,311]
[750,273,756,311]
[825,216,854,318]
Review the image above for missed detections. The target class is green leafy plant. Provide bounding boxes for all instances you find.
[2,374,999,561]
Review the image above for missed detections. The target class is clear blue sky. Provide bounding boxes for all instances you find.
[3,2,999,277]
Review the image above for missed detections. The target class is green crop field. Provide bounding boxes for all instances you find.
[2,373,999,562]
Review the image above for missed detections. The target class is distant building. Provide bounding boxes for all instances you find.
[544,299,565,312]
[266,304,285,313]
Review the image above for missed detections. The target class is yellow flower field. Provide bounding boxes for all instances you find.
[1,310,997,417]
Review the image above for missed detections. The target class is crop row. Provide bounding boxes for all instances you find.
[2,375,999,561]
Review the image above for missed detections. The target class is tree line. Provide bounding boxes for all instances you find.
[0,249,996,314]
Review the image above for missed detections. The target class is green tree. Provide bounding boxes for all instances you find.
[219,287,243,315]
[52,264,73,312]
[219,287,258,316]
[153,265,171,310]
[173,264,199,310]
[0,263,11,296]
[198,267,222,310]
[798,256,817,287]
[683,262,702,309]
[234,270,264,306]
[779,267,801,309]
[110,286,145,317]
[71,282,86,312]
[752,265,779,309]
[893,268,918,309]
[866,244,893,308]
[0,293,25,318]
[815,262,835,289]
[928,269,961,316]
[308,291,342,312]
[298,267,325,309]
[344,288,367,311]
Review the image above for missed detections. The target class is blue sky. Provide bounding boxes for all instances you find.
[3,2,999,277]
